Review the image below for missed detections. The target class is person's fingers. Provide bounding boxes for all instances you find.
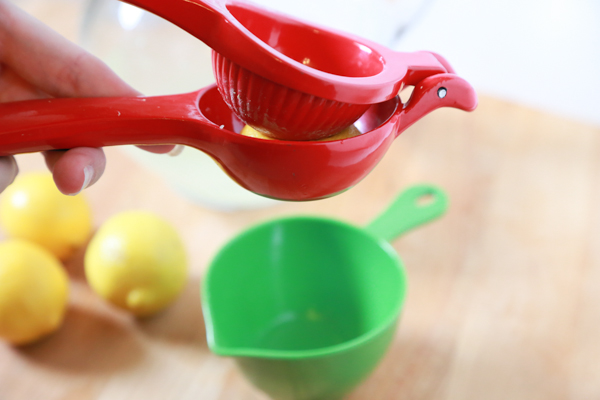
[43,147,106,195]
[0,1,138,98]
[0,63,49,103]
[0,1,179,166]
[0,155,18,193]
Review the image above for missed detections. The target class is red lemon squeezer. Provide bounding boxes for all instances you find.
[122,0,463,140]
[0,0,477,201]
[0,80,476,201]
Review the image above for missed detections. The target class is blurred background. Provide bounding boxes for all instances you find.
[3,1,600,399]
[395,0,600,127]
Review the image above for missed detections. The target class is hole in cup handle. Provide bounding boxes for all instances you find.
[415,192,436,207]
[364,185,448,242]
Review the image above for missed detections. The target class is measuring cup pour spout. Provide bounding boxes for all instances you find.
[202,185,448,400]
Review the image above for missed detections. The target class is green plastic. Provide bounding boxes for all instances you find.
[201,184,448,400]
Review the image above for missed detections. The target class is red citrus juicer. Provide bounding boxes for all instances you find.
[120,0,456,140]
[0,74,476,201]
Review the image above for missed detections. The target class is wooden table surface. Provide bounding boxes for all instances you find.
[2,1,600,399]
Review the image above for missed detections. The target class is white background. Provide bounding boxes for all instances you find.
[391,0,600,127]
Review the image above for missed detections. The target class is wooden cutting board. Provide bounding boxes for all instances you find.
[2,1,600,399]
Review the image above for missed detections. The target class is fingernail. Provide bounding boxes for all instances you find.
[69,165,94,196]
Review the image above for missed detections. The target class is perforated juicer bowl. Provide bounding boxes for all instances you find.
[209,3,378,140]
[213,52,371,141]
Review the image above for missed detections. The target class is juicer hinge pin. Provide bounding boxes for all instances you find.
[437,87,447,99]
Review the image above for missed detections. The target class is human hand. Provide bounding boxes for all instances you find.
[0,0,174,195]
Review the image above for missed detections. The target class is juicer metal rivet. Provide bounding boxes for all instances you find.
[438,87,447,99]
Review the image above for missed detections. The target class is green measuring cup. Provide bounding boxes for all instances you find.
[201,184,448,400]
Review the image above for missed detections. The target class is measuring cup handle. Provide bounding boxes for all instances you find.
[394,73,478,137]
[365,184,449,242]
[0,92,201,156]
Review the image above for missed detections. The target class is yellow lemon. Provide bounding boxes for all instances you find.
[84,211,187,317]
[0,172,93,260]
[0,240,69,345]
[241,124,362,141]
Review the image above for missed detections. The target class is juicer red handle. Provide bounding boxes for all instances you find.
[121,0,226,48]
[395,51,456,86]
[120,0,262,78]
[395,73,478,137]
[0,91,204,156]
